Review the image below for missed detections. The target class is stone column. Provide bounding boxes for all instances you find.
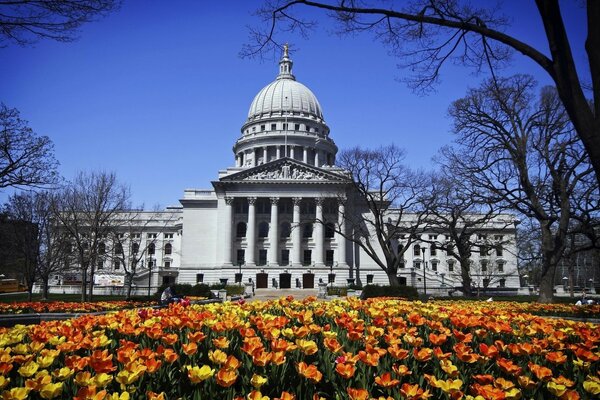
[269,197,279,266]
[246,197,257,266]
[263,147,268,164]
[292,197,302,266]
[314,149,320,166]
[337,199,348,268]
[252,149,257,167]
[303,147,308,163]
[314,198,325,267]
[276,145,281,159]
[290,146,295,159]
[222,196,234,266]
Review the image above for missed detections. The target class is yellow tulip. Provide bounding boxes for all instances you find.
[186,365,215,384]
[94,372,114,388]
[583,379,600,396]
[116,363,146,386]
[17,361,39,378]
[250,374,268,388]
[208,349,228,365]
[2,387,31,400]
[36,355,56,368]
[39,382,63,399]
[52,367,74,381]
[505,387,522,400]
[12,344,30,355]
[295,339,318,355]
[74,371,94,386]
[0,376,10,390]
[281,328,294,338]
[105,393,130,400]
[546,381,567,397]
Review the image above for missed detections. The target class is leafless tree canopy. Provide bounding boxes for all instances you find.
[337,145,428,286]
[246,0,600,190]
[0,0,121,46]
[53,170,130,301]
[441,75,595,302]
[0,103,58,189]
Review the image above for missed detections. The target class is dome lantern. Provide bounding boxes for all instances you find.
[277,43,295,80]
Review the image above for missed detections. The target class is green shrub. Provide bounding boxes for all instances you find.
[327,286,348,296]
[225,285,245,296]
[157,283,215,299]
[360,285,419,300]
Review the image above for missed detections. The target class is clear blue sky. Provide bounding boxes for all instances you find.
[1,1,588,208]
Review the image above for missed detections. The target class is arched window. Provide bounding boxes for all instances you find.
[236,222,247,238]
[413,244,421,257]
[280,222,291,238]
[164,243,172,255]
[397,243,404,255]
[325,222,335,238]
[148,243,155,255]
[258,222,269,238]
[303,223,313,238]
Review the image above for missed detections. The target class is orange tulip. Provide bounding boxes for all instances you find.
[496,358,522,376]
[545,351,567,365]
[182,342,198,356]
[213,336,230,349]
[429,333,447,346]
[346,388,369,400]
[399,383,430,400]
[89,350,116,374]
[274,391,296,400]
[335,362,356,379]
[187,331,207,343]
[528,362,553,381]
[297,362,322,383]
[216,368,238,387]
[413,347,433,362]
[375,372,401,388]
[388,345,410,360]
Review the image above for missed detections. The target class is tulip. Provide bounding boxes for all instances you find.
[250,374,268,388]
[39,382,63,399]
[186,365,215,384]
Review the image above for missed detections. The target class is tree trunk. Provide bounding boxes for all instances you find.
[537,264,556,303]
[537,223,562,303]
[459,259,473,297]
[125,272,133,300]
[42,277,49,300]
[386,271,400,286]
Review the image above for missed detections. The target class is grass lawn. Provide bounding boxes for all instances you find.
[0,292,155,303]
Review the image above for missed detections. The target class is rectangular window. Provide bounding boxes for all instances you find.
[413,245,420,257]
[281,249,289,266]
[480,245,488,257]
[481,260,488,272]
[97,260,103,270]
[236,249,245,265]
[261,125,265,131]
[147,233,157,239]
[448,261,455,272]
[282,123,288,130]
[496,245,503,257]
[499,279,506,288]
[303,250,312,265]
[399,261,405,269]
[431,244,437,256]
[258,249,267,266]
[196,273,204,283]
[325,250,334,266]
[164,233,174,239]
[271,123,277,131]
[431,261,438,271]
[148,260,154,268]
[113,260,120,270]
[164,261,171,268]
[294,123,300,131]
[497,262,504,272]
[413,261,421,269]
[132,233,141,239]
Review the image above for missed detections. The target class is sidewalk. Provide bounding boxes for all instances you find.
[250,288,319,302]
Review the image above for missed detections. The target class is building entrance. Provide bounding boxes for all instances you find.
[302,273,315,289]
[256,273,268,289]
[279,273,292,289]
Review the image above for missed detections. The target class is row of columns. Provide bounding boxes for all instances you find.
[222,196,347,268]
[236,145,333,167]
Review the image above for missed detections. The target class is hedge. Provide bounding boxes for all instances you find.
[360,284,419,300]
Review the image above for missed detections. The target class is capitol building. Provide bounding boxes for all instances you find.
[63,48,520,294]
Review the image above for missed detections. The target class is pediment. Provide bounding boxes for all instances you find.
[220,158,348,183]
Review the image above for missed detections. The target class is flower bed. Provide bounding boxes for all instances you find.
[0,301,155,315]
[0,297,598,399]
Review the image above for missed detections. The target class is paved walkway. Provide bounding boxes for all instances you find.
[250,288,319,301]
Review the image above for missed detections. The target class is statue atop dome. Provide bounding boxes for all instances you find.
[278,43,295,80]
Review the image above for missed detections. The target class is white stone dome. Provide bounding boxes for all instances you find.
[247,79,324,122]
[246,46,324,123]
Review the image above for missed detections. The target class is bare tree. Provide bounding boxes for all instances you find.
[0,0,121,46]
[106,209,179,299]
[247,1,600,188]
[336,145,428,286]
[0,103,58,190]
[52,171,130,301]
[421,174,514,296]
[442,75,594,303]
[3,190,70,300]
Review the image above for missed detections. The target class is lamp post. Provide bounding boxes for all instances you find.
[421,247,427,297]
[147,257,154,297]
